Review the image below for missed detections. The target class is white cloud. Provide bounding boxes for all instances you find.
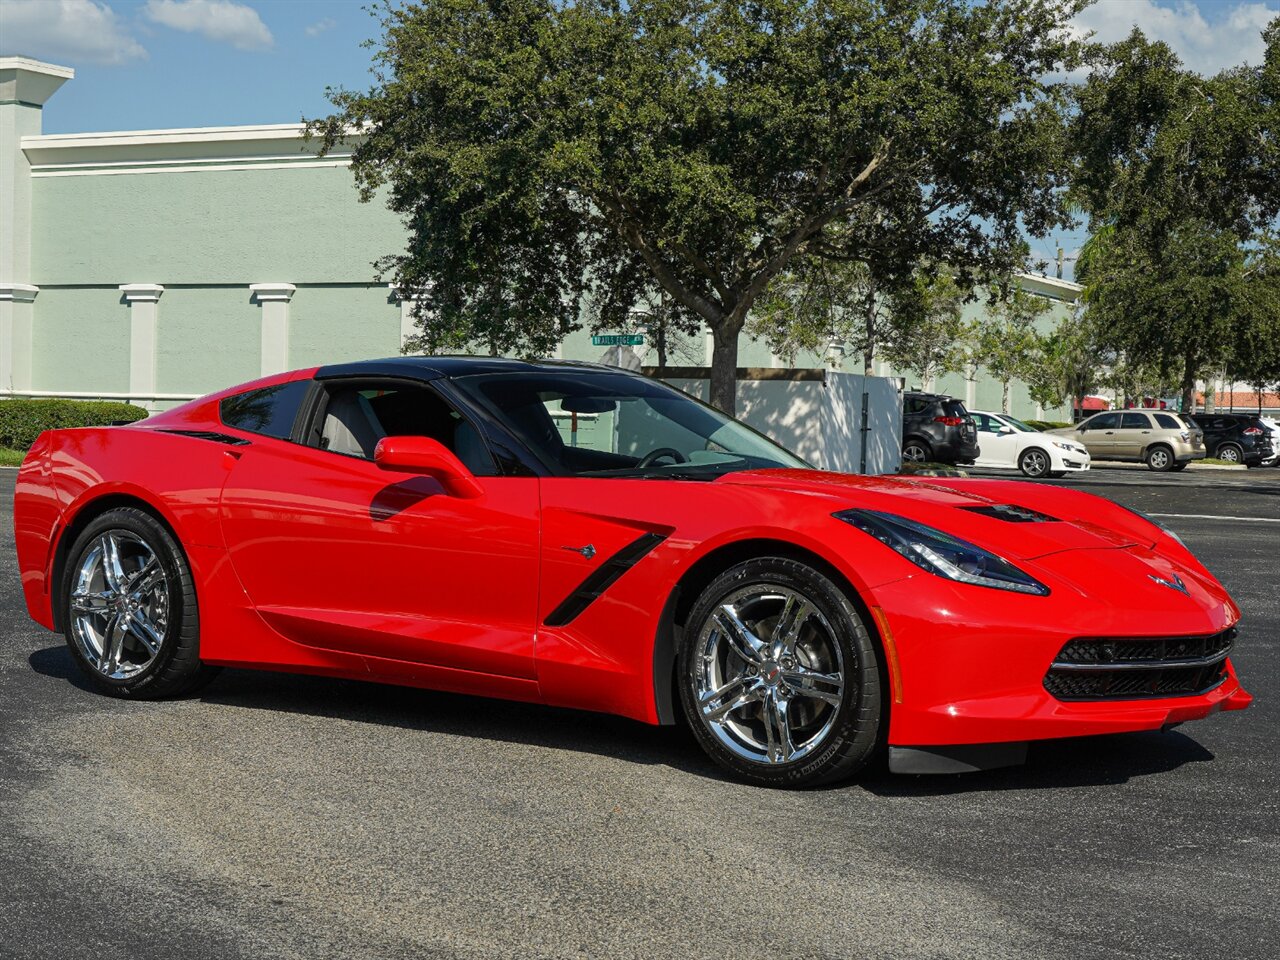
[0,0,147,66]
[1073,0,1278,74]
[305,17,336,38]
[143,0,273,52]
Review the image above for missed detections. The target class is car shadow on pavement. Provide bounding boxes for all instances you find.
[28,644,1217,791]
[28,645,724,780]
[859,729,1216,796]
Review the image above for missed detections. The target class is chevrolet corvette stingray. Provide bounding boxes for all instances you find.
[14,357,1251,786]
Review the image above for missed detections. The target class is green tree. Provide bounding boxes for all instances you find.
[880,267,969,390]
[971,283,1050,413]
[310,0,1086,412]
[1024,307,1107,415]
[1068,23,1280,411]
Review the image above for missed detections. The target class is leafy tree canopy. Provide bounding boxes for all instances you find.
[311,0,1087,411]
[1069,22,1280,410]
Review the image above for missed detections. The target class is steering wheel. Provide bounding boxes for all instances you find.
[636,447,688,469]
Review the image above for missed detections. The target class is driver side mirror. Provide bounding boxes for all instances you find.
[997,425,1014,434]
[373,436,483,499]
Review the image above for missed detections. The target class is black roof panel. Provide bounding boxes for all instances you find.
[315,355,622,382]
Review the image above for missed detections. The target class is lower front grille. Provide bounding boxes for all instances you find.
[1044,629,1235,701]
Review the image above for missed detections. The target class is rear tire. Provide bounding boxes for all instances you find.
[678,557,882,788]
[1216,442,1243,465]
[902,439,932,464]
[1145,445,1174,471]
[60,507,216,699]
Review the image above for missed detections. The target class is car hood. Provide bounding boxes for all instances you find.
[716,469,1154,561]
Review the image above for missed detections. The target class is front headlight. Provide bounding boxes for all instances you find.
[1050,440,1073,451]
[834,509,1050,596]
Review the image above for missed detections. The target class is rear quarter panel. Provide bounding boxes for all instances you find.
[14,424,237,631]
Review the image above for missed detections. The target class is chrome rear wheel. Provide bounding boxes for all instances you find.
[70,530,171,680]
[61,506,215,698]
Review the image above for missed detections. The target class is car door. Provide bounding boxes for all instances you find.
[1117,412,1154,459]
[1076,412,1120,459]
[218,377,540,680]
[974,414,1017,467]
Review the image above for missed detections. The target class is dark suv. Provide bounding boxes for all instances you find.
[901,392,980,465]
[1189,413,1276,467]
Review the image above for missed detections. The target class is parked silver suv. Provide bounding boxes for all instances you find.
[1048,410,1206,471]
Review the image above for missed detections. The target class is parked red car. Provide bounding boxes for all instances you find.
[14,358,1251,786]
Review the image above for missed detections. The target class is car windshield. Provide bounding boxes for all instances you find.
[998,416,1037,433]
[453,369,809,478]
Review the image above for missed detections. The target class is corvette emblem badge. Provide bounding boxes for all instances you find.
[562,544,597,559]
[1148,573,1189,596]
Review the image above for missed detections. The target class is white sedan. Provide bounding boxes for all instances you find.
[971,411,1092,478]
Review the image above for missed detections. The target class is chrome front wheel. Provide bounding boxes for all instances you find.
[70,530,170,680]
[679,557,883,787]
[694,584,845,765]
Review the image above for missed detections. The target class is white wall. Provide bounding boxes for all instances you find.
[660,371,902,475]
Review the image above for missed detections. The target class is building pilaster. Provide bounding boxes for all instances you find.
[388,283,424,352]
[1,58,73,393]
[119,284,163,397]
[250,283,296,376]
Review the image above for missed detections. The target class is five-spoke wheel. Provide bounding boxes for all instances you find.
[70,531,170,679]
[61,507,215,698]
[679,557,882,787]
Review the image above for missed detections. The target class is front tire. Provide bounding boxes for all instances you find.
[678,557,882,788]
[61,507,215,698]
[1018,447,1051,478]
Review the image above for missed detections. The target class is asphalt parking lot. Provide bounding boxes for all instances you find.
[1,465,1276,960]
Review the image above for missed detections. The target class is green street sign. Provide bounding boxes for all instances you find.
[592,334,645,346]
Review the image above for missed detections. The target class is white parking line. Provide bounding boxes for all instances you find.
[1150,513,1280,523]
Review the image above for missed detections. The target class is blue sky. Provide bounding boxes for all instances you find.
[1,1,381,132]
[2,0,1278,277]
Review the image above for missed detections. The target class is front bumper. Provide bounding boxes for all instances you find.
[871,548,1252,751]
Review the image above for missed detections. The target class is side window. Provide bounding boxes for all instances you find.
[317,382,497,475]
[220,380,310,440]
[1154,413,1180,429]
[1087,413,1119,430]
[1121,412,1151,429]
[904,397,929,416]
[974,414,998,433]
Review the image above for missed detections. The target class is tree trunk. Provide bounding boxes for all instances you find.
[1002,380,1011,414]
[1180,353,1198,414]
[655,323,668,373]
[709,322,740,415]
[863,301,876,377]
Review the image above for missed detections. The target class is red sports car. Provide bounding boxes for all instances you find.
[14,358,1251,786]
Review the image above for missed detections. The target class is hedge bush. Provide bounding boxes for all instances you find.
[0,398,149,451]
[1024,419,1073,431]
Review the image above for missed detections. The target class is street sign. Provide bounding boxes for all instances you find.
[592,334,645,346]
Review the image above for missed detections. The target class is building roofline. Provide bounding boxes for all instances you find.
[1015,271,1083,300]
[0,57,75,79]
[22,123,312,149]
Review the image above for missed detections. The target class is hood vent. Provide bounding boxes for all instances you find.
[964,504,1059,523]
